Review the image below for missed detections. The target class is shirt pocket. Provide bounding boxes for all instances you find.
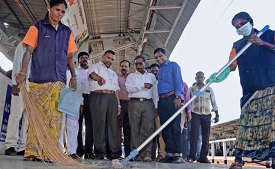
[204,91,211,100]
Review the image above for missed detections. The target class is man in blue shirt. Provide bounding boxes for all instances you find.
[154,48,183,163]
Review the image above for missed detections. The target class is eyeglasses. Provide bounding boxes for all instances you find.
[135,62,144,66]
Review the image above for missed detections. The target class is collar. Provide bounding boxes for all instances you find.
[193,83,204,89]
[118,72,128,77]
[160,60,171,67]
[99,61,113,70]
[136,70,148,75]
[77,65,88,70]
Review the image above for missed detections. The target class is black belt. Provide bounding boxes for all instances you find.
[130,98,152,102]
[120,99,129,103]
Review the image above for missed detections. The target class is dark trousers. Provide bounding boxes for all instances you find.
[158,95,182,155]
[117,101,131,157]
[77,94,93,154]
[151,123,160,160]
[89,93,121,156]
[190,113,211,161]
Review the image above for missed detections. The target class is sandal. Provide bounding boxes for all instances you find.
[156,154,163,162]
[229,162,243,169]
[23,155,36,161]
[36,157,53,163]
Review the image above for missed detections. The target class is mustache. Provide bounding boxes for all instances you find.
[121,69,127,72]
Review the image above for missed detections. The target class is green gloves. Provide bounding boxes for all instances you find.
[206,67,231,83]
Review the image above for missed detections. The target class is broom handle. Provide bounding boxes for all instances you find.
[137,25,269,152]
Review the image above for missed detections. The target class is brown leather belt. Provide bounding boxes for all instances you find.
[93,90,115,94]
[159,91,175,99]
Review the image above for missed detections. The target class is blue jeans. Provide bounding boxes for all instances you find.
[158,95,182,155]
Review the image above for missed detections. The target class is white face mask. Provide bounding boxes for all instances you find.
[236,22,253,36]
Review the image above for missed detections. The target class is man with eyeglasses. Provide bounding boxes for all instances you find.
[125,55,158,162]
[154,48,183,163]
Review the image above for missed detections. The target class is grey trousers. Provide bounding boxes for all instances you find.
[128,99,155,158]
[89,93,121,155]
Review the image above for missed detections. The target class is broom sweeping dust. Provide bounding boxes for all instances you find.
[19,83,100,168]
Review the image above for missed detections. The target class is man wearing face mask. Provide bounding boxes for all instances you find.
[206,12,275,169]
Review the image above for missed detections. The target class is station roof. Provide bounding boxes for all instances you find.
[0,0,200,70]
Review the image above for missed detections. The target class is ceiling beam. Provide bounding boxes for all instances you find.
[164,0,188,48]
[2,0,24,28]
[138,0,154,54]
[149,5,182,10]
[89,41,137,60]
[88,35,130,43]
[144,29,170,34]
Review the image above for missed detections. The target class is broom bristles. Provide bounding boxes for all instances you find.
[20,85,99,168]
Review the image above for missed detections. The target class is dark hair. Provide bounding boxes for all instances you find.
[134,55,146,62]
[154,48,165,54]
[196,71,204,76]
[78,51,89,61]
[150,63,159,69]
[120,60,131,68]
[231,12,253,26]
[49,0,68,8]
[104,50,115,56]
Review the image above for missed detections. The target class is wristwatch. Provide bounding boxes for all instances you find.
[175,96,181,99]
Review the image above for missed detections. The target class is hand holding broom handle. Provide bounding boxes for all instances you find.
[124,25,270,163]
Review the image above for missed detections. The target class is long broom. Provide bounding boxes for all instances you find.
[111,25,270,168]
[20,84,99,168]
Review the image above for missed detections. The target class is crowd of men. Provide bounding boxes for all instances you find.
[4,44,219,164]
[2,0,221,165]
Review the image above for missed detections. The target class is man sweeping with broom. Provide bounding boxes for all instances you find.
[16,0,77,162]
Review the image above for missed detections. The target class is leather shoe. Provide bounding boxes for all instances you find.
[197,158,211,163]
[84,152,95,159]
[5,147,16,156]
[160,155,173,163]
[17,150,25,156]
[173,156,181,163]
[94,153,105,160]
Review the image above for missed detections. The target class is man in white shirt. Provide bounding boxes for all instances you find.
[75,52,94,159]
[58,52,91,159]
[5,42,29,156]
[88,50,121,160]
[58,69,80,158]
[125,55,158,162]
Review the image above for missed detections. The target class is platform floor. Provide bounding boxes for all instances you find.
[0,155,265,169]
